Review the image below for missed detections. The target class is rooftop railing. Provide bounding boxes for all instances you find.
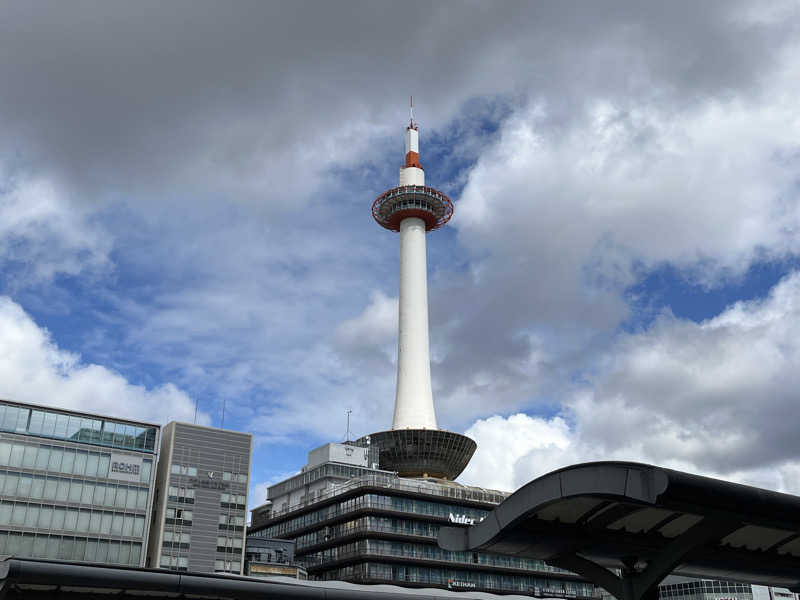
[264,471,509,521]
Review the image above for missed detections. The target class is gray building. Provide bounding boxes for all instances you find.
[248,441,595,597]
[0,398,160,567]
[244,536,307,579]
[147,422,252,574]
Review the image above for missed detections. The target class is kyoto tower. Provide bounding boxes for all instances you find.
[367,100,476,480]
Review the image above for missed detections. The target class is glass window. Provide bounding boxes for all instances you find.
[52,507,66,530]
[67,416,81,441]
[98,453,110,478]
[64,508,78,531]
[18,473,32,497]
[101,421,114,445]
[77,510,90,533]
[108,540,120,564]
[112,422,126,447]
[86,453,99,478]
[69,480,82,502]
[35,446,49,470]
[0,440,10,464]
[79,418,95,442]
[93,482,106,505]
[85,540,97,562]
[133,515,144,537]
[11,503,26,525]
[24,505,37,527]
[19,532,34,556]
[123,514,134,536]
[61,449,75,474]
[140,459,152,483]
[59,536,74,559]
[81,481,94,504]
[136,489,147,510]
[74,451,87,476]
[111,514,122,535]
[119,541,131,565]
[56,479,69,502]
[101,512,112,533]
[43,478,57,500]
[0,501,12,525]
[89,511,101,533]
[96,539,109,563]
[54,414,69,438]
[38,506,53,529]
[22,444,37,468]
[115,487,127,509]
[42,412,57,437]
[4,472,19,496]
[48,446,63,471]
[9,443,24,467]
[125,425,137,448]
[74,537,86,561]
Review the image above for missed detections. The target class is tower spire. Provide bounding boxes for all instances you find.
[369,104,475,480]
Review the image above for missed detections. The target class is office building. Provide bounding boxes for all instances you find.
[244,536,307,579]
[147,421,252,574]
[0,398,159,566]
[248,441,595,597]
[658,577,799,600]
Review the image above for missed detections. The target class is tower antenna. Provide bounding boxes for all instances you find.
[410,95,414,128]
[345,408,353,442]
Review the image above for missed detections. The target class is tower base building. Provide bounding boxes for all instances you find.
[247,441,596,597]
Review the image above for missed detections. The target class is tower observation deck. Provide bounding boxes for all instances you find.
[366,102,475,480]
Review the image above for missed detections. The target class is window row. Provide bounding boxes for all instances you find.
[165,507,192,522]
[0,441,153,483]
[167,486,195,503]
[162,531,191,543]
[0,530,142,566]
[301,538,571,574]
[0,403,157,452]
[214,559,241,573]
[170,464,198,476]
[221,493,246,506]
[160,554,188,570]
[0,470,149,511]
[319,562,596,597]
[221,471,248,483]
[261,493,489,537]
[0,501,146,537]
[219,514,245,526]
[217,535,243,550]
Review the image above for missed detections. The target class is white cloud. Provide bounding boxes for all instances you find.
[0,296,204,427]
[459,413,572,492]
[461,272,800,495]
[0,173,112,286]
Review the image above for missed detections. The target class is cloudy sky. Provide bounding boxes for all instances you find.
[2,1,800,505]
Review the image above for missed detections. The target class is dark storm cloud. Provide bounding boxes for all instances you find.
[1,0,792,201]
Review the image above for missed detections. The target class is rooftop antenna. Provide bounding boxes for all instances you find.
[345,408,353,442]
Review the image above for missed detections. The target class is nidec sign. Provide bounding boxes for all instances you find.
[108,453,144,482]
[448,513,483,525]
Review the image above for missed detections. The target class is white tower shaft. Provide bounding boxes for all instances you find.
[393,216,437,430]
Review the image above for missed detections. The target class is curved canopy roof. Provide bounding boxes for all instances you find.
[438,462,800,600]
